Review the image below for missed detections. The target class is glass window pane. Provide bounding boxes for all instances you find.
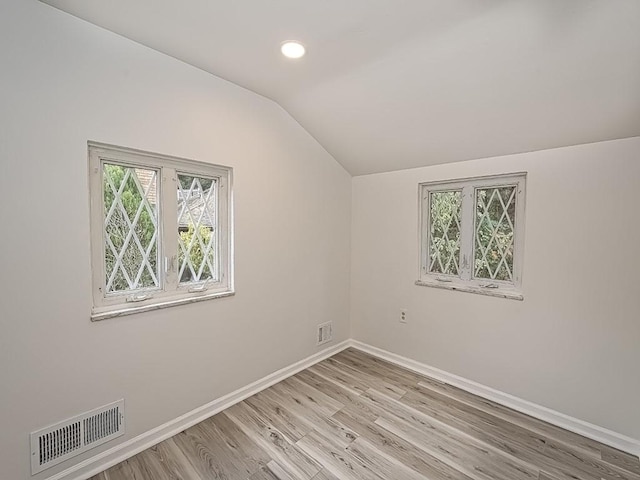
[177,174,217,284]
[103,163,159,293]
[474,186,516,281]
[428,190,462,275]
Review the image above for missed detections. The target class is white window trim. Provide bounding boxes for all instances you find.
[416,172,526,301]
[88,142,234,321]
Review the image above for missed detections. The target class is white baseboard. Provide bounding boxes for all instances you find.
[46,340,351,480]
[350,340,640,457]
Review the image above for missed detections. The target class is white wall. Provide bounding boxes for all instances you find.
[351,136,640,440]
[0,1,351,478]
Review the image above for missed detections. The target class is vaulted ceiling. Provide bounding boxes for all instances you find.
[41,0,640,175]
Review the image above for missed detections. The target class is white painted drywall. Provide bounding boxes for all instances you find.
[0,1,351,478]
[351,137,640,440]
[38,1,640,175]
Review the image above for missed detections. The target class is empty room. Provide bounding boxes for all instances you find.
[1,1,639,479]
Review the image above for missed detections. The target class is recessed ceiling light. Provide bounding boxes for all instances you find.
[281,41,306,59]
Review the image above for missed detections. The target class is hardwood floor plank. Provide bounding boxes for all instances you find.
[321,357,407,399]
[339,348,424,390]
[345,436,432,480]
[402,385,547,453]
[244,390,311,443]
[538,473,559,480]
[543,439,640,480]
[296,429,383,480]
[88,349,634,480]
[248,460,297,480]
[307,361,370,395]
[360,388,540,480]
[416,378,603,458]
[248,465,283,480]
[270,378,342,418]
[129,438,201,480]
[88,473,108,480]
[204,412,272,474]
[282,375,345,414]
[258,385,334,430]
[375,414,539,480]
[311,468,342,480]
[347,346,605,478]
[411,381,636,480]
[259,384,357,448]
[333,406,475,480]
[224,400,322,480]
[602,444,640,475]
[331,351,416,394]
[173,420,254,479]
[372,388,598,480]
[294,368,364,407]
[399,385,602,480]
[294,368,379,423]
[100,459,138,480]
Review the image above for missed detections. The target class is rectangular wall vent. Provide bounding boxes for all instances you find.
[30,400,125,475]
[317,322,333,345]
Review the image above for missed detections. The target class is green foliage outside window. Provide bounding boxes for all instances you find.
[103,164,158,292]
[475,187,515,281]
[429,187,516,281]
[429,191,461,275]
[103,165,216,292]
[178,224,214,283]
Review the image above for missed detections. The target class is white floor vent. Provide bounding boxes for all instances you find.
[317,322,333,345]
[30,400,125,475]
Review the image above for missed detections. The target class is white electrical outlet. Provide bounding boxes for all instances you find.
[400,309,408,323]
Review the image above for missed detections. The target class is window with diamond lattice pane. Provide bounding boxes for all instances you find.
[177,174,218,284]
[103,164,159,293]
[428,191,462,275]
[474,186,516,281]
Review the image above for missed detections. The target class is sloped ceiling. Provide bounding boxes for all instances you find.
[40,0,640,175]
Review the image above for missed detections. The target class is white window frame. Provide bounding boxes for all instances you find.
[88,142,234,321]
[416,172,526,300]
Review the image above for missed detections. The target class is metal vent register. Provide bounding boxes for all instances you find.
[317,322,333,345]
[30,400,124,474]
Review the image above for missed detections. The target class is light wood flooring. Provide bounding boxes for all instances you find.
[90,348,640,480]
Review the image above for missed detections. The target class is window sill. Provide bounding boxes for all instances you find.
[91,290,235,322]
[414,280,523,301]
